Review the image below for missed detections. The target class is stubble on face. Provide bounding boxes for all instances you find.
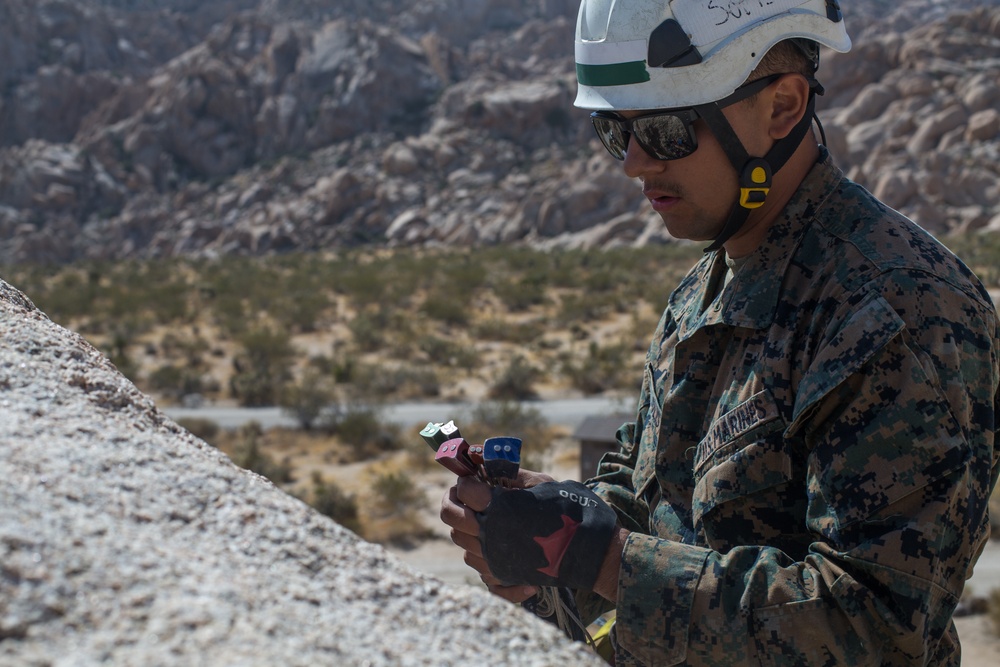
[641,167,739,242]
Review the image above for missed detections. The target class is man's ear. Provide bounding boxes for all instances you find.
[768,74,811,141]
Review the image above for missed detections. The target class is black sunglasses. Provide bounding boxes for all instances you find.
[590,74,784,162]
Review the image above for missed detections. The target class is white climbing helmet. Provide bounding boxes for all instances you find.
[575,0,852,110]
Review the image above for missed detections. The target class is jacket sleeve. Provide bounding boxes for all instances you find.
[612,283,1000,666]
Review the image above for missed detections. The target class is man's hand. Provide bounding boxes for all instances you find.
[440,469,554,603]
[441,471,622,598]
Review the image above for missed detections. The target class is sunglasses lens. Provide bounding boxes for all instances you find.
[591,112,697,161]
[591,116,629,160]
[631,114,696,161]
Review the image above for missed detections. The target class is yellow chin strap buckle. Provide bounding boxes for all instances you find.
[739,158,772,209]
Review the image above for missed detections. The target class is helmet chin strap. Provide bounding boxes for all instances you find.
[695,90,819,253]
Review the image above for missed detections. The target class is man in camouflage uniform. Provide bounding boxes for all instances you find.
[441,1,1000,664]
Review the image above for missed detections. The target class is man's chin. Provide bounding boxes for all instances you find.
[658,215,719,244]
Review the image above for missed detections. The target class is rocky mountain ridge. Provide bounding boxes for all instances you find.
[0,0,997,264]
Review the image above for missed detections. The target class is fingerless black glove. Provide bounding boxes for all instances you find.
[477,480,617,590]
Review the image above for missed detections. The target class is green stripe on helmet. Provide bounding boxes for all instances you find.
[576,61,650,86]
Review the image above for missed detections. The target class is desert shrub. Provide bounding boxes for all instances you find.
[347,310,389,352]
[336,259,394,305]
[493,275,548,311]
[309,472,361,533]
[331,406,403,459]
[560,341,635,395]
[418,335,478,370]
[401,436,441,472]
[421,293,469,326]
[418,254,485,321]
[104,281,152,325]
[537,251,575,289]
[488,355,540,401]
[229,327,296,406]
[556,292,616,326]
[363,470,433,547]
[212,295,248,337]
[145,282,192,325]
[350,362,441,401]
[148,363,204,399]
[583,267,618,294]
[280,369,336,430]
[229,422,292,484]
[371,471,427,516]
[311,353,357,384]
[106,325,140,382]
[243,258,331,333]
[33,268,99,322]
[472,318,546,345]
[175,417,220,445]
[158,331,210,364]
[439,256,486,300]
[274,288,330,333]
[201,257,263,336]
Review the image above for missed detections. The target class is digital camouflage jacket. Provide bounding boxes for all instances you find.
[584,151,1000,666]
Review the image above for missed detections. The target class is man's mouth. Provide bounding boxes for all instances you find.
[644,188,681,212]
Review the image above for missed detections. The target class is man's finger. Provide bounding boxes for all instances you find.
[458,547,539,603]
[486,582,539,604]
[464,553,537,604]
[463,550,491,576]
[516,469,555,489]
[440,485,480,534]
[455,475,494,511]
[449,528,483,558]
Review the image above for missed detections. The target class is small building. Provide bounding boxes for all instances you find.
[572,413,631,481]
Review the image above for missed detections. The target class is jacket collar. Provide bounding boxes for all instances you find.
[671,148,844,339]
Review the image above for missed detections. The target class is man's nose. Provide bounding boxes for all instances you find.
[622,137,667,179]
